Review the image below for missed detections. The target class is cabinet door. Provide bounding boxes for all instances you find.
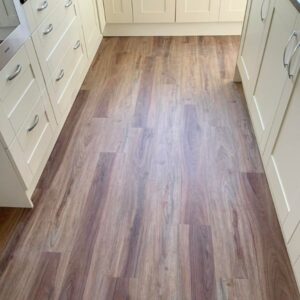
[219,0,247,22]
[103,0,133,23]
[96,0,106,32]
[132,0,175,23]
[238,0,274,100]
[0,0,19,28]
[250,1,298,151]
[176,0,220,22]
[77,0,102,61]
[266,72,300,243]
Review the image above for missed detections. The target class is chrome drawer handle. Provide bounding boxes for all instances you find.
[73,40,81,50]
[43,24,53,35]
[56,69,65,82]
[27,115,40,132]
[7,65,22,81]
[37,0,48,11]
[65,0,72,8]
[287,43,300,80]
[283,31,298,68]
[260,0,268,22]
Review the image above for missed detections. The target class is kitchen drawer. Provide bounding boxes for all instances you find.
[0,43,46,147]
[9,93,55,186]
[26,0,60,29]
[51,23,85,108]
[3,69,41,136]
[0,46,31,100]
[34,0,77,58]
[55,45,87,119]
[47,18,83,76]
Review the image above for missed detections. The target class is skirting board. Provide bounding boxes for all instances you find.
[103,22,243,37]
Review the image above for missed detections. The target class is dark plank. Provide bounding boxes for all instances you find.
[28,252,61,300]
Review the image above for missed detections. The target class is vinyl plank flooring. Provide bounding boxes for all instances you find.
[0,36,299,300]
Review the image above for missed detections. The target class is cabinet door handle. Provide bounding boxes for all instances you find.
[37,0,48,11]
[283,31,298,68]
[27,115,40,132]
[43,23,53,35]
[65,0,72,8]
[56,69,65,82]
[7,64,22,81]
[260,0,268,22]
[73,40,81,50]
[287,43,300,80]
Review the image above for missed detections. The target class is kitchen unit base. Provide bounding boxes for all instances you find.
[103,22,243,36]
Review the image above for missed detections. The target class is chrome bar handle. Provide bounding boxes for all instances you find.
[260,0,267,22]
[7,65,22,81]
[283,31,298,68]
[73,40,81,50]
[56,69,65,82]
[43,24,53,35]
[37,0,48,12]
[27,115,40,132]
[287,43,300,80]
[65,0,73,8]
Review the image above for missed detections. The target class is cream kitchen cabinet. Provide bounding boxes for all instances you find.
[32,0,88,124]
[263,12,300,245]
[0,38,57,208]
[103,0,133,23]
[176,0,220,22]
[264,44,300,244]
[237,0,275,101]
[219,0,247,22]
[102,0,246,35]
[96,0,106,32]
[132,0,175,23]
[249,0,299,152]
[0,0,19,28]
[0,0,103,207]
[21,0,60,32]
[77,0,102,61]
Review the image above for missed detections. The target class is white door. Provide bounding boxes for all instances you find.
[77,0,102,60]
[103,0,133,23]
[250,1,299,151]
[238,0,274,101]
[219,0,247,22]
[266,69,300,244]
[176,0,220,23]
[132,0,175,23]
[0,0,19,27]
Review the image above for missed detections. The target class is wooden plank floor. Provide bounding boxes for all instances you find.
[0,36,299,300]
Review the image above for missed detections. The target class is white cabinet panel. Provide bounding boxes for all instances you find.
[96,0,106,32]
[288,223,300,266]
[220,0,247,22]
[250,1,298,151]
[77,0,102,61]
[266,73,300,243]
[132,0,175,23]
[103,0,133,23]
[0,0,19,28]
[238,0,274,100]
[176,0,220,23]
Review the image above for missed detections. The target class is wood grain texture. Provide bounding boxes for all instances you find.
[0,36,299,300]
